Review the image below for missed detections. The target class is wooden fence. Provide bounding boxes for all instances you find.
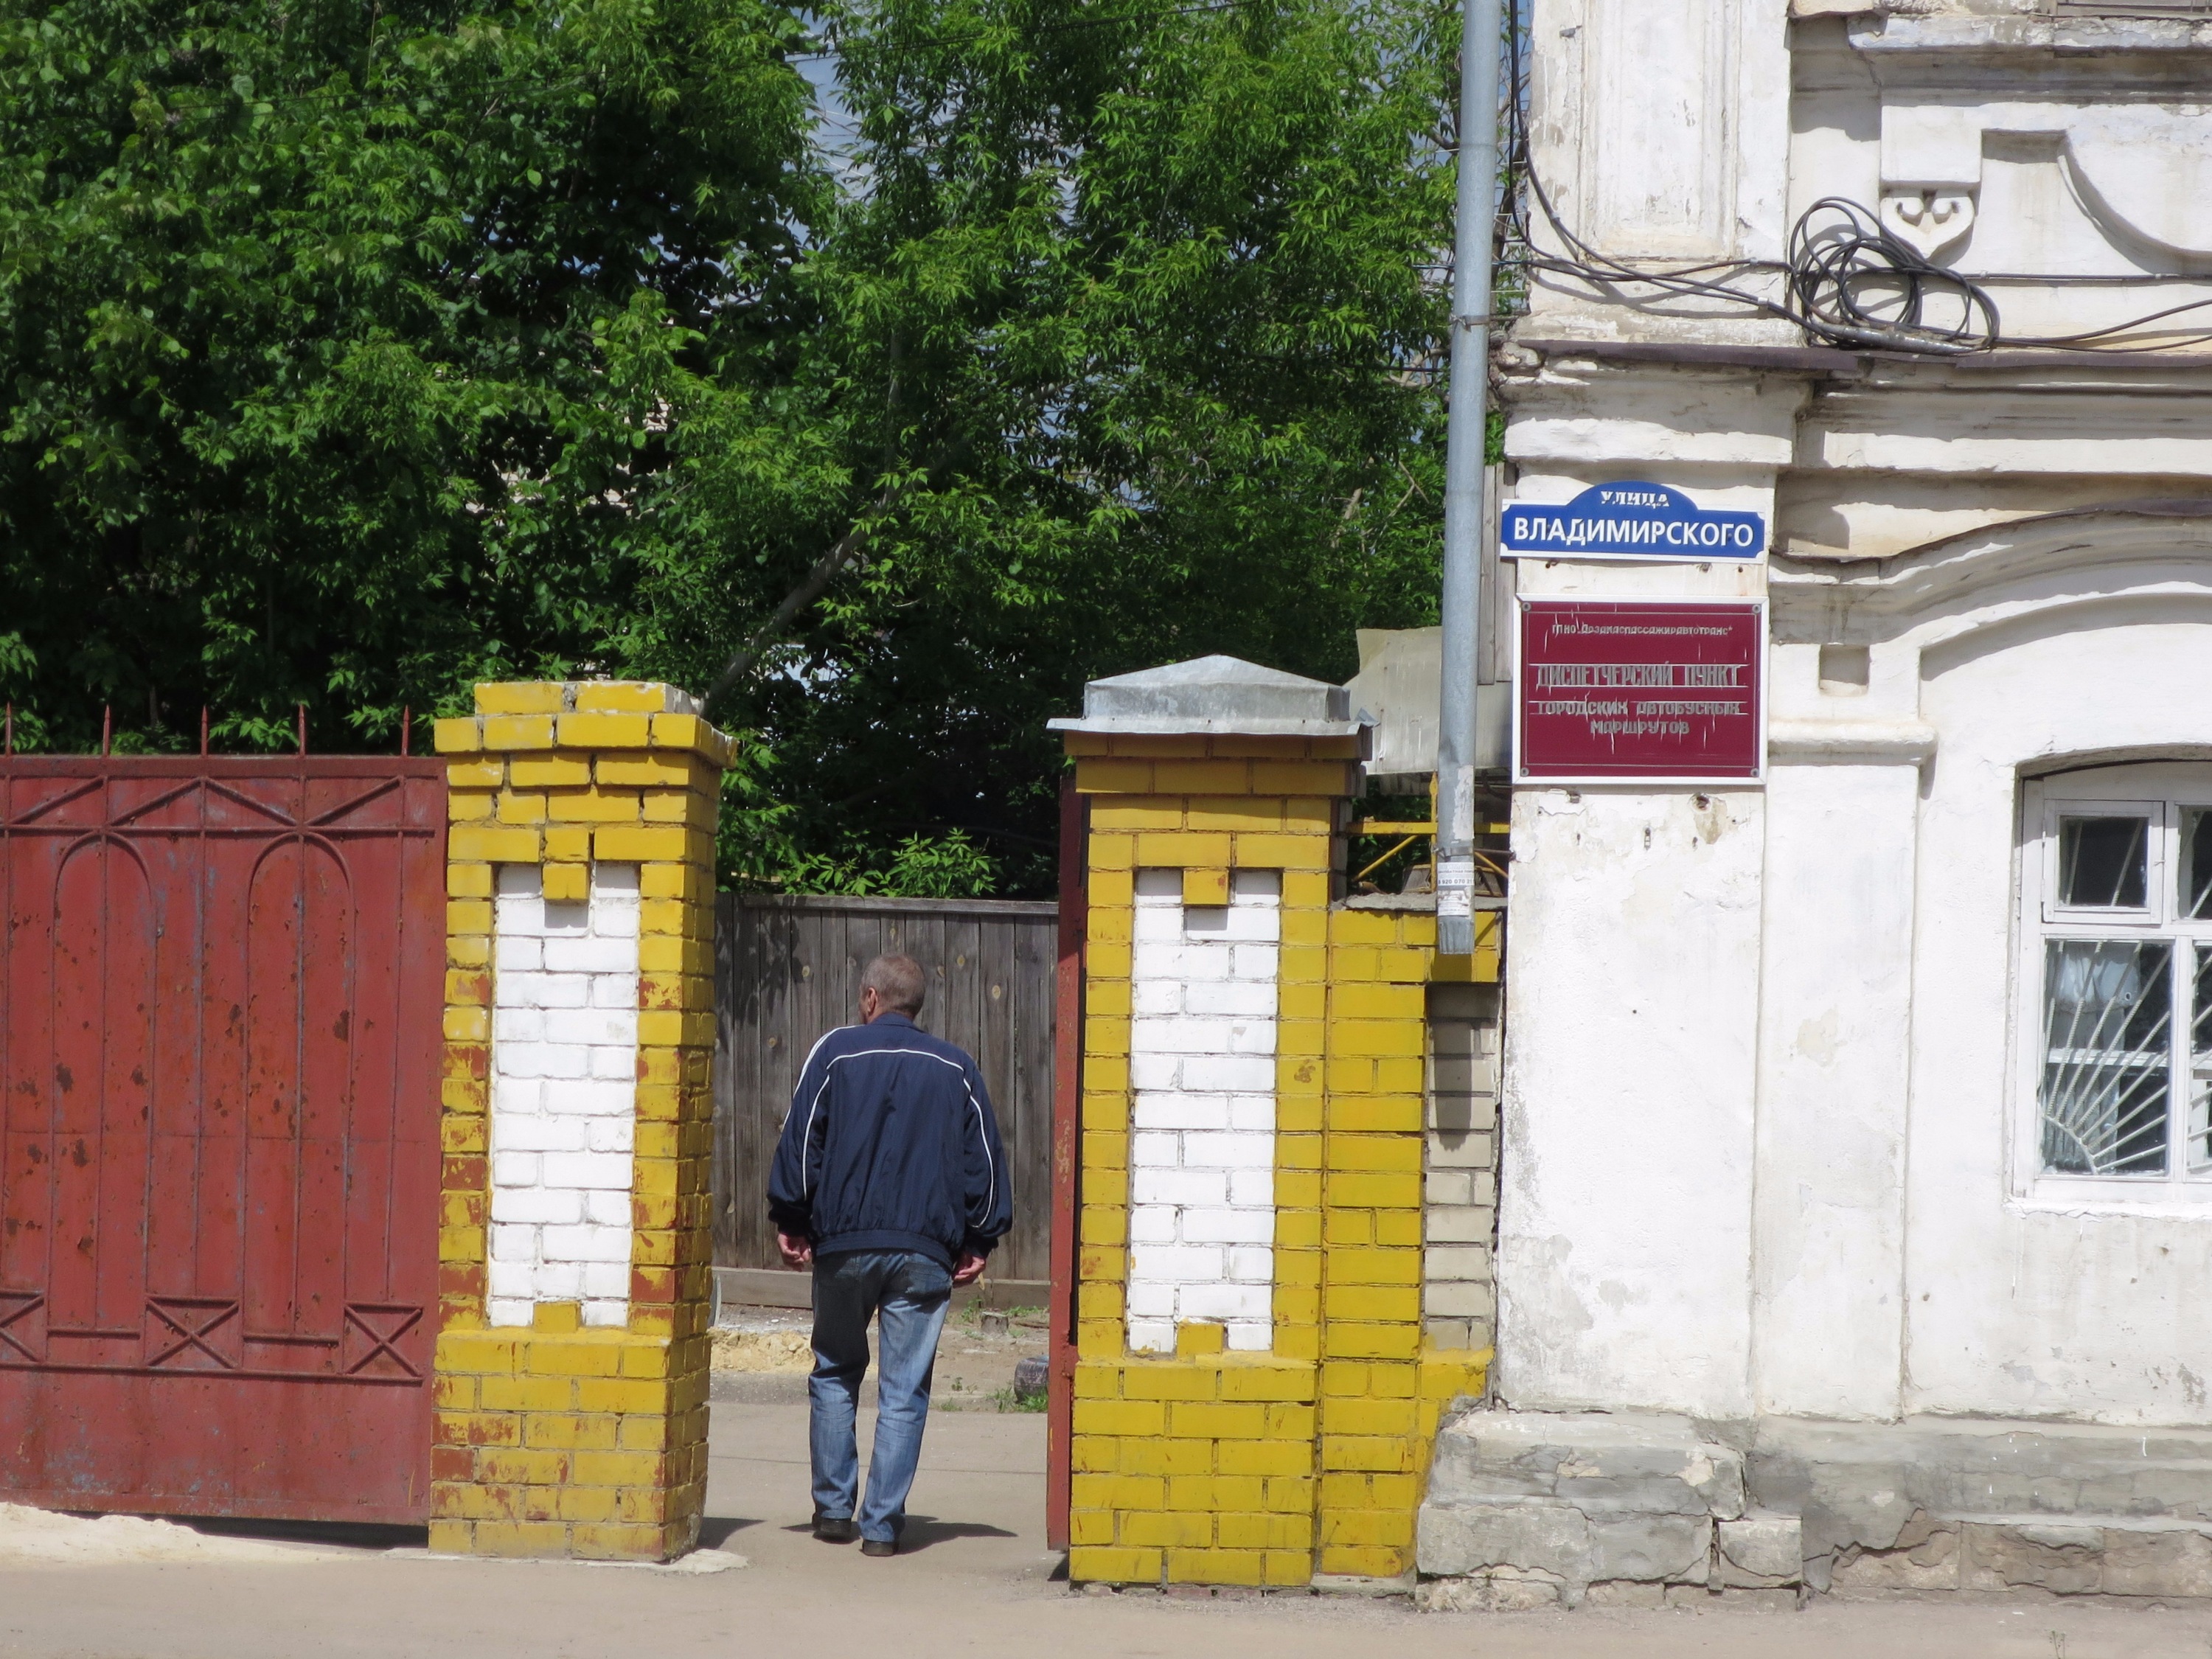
[711,893,1059,1301]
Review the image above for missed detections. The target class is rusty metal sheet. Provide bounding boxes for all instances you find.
[0,758,445,1523]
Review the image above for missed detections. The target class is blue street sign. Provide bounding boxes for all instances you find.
[1500,481,1766,562]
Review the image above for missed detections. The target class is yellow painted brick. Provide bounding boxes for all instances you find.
[1069,1545,1161,1584]
[1265,1475,1317,1513]
[448,824,540,863]
[605,826,699,865]
[1074,759,1154,794]
[571,1523,668,1560]
[1251,760,1354,795]
[572,682,675,714]
[571,1450,667,1486]
[449,791,495,824]
[1264,1549,1312,1585]
[541,862,589,902]
[1277,1134,1323,1172]
[1184,797,1287,833]
[1330,1096,1423,1134]
[1330,1135,1425,1176]
[476,684,566,716]
[1133,831,1233,866]
[1074,1399,1164,1436]
[481,714,557,752]
[1276,1020,1326,1060]
[1276,1170,1322,1208]
[447,758,505,788]
[1322,1397,1419,1437]
[443,1006,490,1043]
[1329,1247,1422,1286]
[574,1378,669,1413]
[1374,1057,1426,1092]
[1332,981,1425,1019]
[495,792,546,826]
[1084,1015,1129,1057]
[1323,1324,1422,1361]
[1167,1547,1264,1586]
[1120,1439,1214,1475]
[1087,907,1132,946]
[1215,1365,1315,1402]
[434,717,484,754]
[1072,1436,1120,1472]
[1213,1441,1312,1482]
[1181,866,1231,907]
[544,787,644,824]
[1234,833,1333,869]
[1083,1130,1128,1171]
[1168,1475,1266,1512]
[1124,1511,1214,1548]
[1165,1401,1269,1439]
[474,1447,571,1484]
[507,753,594,788]
[1318,1509,1415,1548]
[438,1332,519,1374]
[1070,1509,1117,1546]
[1091,799,1186,832]
[1073,1473,1166,1510]
[525,1413,622,1450]
[1279,945,1328,984]
[641,790,717,828]
[1078,1319,1126,1358]
[1120,1364,1219,1401]
[1326,1172,1422,1209]
[556,712,654,749]
[1331,1022,1427,1060]
[1218,1512,1314,1551]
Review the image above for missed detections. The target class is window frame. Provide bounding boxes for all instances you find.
[2014,767,2212,1210]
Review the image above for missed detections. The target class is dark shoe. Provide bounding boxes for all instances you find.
[860,1537,897,1557]
[813,1513,857,1543]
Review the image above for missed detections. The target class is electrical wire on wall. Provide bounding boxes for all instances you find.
[1493,9,2212,356]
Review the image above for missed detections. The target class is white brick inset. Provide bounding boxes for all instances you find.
[1125,867,1281,1354]
[487,863,641,1329]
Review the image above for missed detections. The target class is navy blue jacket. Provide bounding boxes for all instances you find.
[766,1012,1012,1270]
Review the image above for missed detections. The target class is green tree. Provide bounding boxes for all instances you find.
[0,0,1457,897]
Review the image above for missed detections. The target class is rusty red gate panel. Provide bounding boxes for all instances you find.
[0,758,445,1523]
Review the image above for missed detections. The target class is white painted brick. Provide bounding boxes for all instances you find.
[521,973,592,1009]
[1229,943,1280,981]
[1132,979,1186,1015]
[540,1223,632,1264]
[1126,870,1280,1356]
[490,1077,543,1115]
[1133,1093,1229,1131]
[584,1189,632,1226]
[1225,1321,1272,1352]
[544,935,636,975]
[588,1045,637,1080]
[1180,1207,1276,1245]
[495,1116,588,1154]
[488,1222,537,1262]
[544,1077,633,1117]
[1182,1282,1273,1322]
[1227,1096,1275,1133]
[541,901,590,935]
[487,1259,537,1299]
[491,1151,542,1189]
[1125,1280,1179,1317]
[487,1297,535,1328]
[1128,1318,1176,1354]
[493,1007,545,1043]
[582,1262,632,1299]
[1181,1056,1275,1093]
[1128,1054,1181,1093]
[582,1299,629,1329]
[532,1261,585,1300]
[1229,1169,1276,1207]
[496,936,544,972]
[589,975,639,1009]
[585,1119,635,1154]
[1130,1168,1228,1207]
[1225,1245,1275,1283]
[491,1186,585,1225]
[1186,980,1277,1018]
[496,865,542,900]
[1130,1131,1182,1169]
[574,1009,639,1048]
[1128,1207,1180,1243]
[541,1150,633,1190]
[1180,1131,1276,1171]
[1128,1243,1225,1284]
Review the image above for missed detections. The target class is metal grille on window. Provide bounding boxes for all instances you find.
[2040,939,2171,1176]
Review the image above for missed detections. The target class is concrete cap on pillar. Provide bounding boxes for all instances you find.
[1046,654,1365,737]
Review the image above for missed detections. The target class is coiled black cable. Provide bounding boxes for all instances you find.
[1787,198,2000,354]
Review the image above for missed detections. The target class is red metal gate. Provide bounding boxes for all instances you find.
[0,757,445,1523]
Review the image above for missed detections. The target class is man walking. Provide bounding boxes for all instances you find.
[767,953,1013,1557]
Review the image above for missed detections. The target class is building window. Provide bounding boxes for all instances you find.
[2020,767,2212,1202]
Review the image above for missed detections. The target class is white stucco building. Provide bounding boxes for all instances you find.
[1419,0,2212,1607]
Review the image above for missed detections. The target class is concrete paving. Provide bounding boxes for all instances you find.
[6,1400,2212,1657]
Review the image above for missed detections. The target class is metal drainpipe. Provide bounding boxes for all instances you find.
[1435,0,1505,958]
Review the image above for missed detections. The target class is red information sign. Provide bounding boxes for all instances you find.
[1516,599,1764,782]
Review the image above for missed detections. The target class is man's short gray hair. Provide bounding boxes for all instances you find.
[860,953,927,1016]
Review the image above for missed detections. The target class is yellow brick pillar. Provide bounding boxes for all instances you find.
[1054,657,1496,1590]
[429,681,731,1561]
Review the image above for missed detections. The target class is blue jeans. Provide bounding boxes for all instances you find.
[809,1248,953,1543]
